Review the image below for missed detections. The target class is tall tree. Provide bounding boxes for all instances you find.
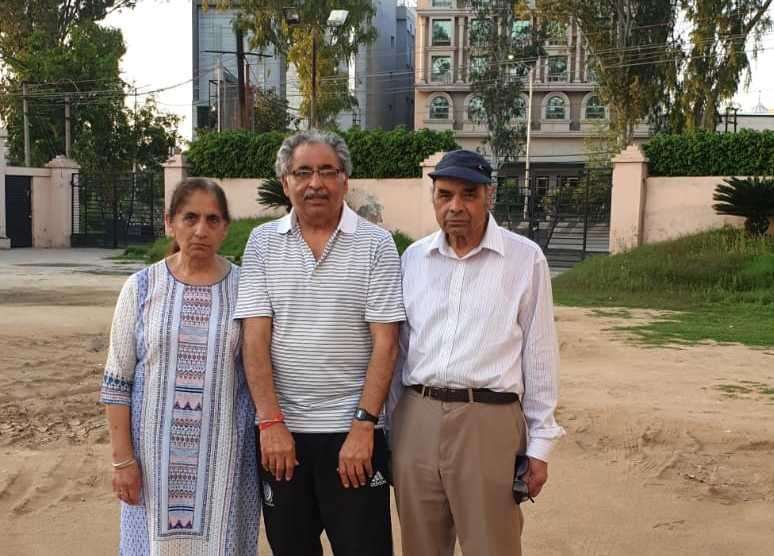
[544,0,677,150]
[677,0,773,131]
[467,0,544,178]
[253,86,299,132]
[225,0,377,127]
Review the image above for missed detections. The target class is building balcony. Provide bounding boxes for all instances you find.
[423,119,454,131]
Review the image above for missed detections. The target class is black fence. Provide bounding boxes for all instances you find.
[493,169,613,270]
[71,172,164,248]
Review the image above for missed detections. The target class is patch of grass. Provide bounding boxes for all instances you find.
[715,384,753,394]
[553,228,774,347]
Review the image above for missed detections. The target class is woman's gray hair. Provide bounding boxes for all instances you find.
[274,130,353,178]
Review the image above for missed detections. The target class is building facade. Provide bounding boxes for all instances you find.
[414,0,647,175]
[193,1,416,133]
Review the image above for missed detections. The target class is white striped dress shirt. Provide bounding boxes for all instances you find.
[393,214,565,461]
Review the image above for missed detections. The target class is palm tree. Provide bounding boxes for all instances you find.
[713,176,774,236]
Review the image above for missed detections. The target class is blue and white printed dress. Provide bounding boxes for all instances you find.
[100,260,260,555]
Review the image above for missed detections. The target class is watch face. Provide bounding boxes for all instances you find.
[355,408,377,422]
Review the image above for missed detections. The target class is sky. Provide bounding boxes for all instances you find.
[106,0,774,143]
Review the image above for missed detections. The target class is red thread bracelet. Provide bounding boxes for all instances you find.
[258,414,285,431]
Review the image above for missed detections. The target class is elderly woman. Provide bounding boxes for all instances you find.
[101,178,259,554]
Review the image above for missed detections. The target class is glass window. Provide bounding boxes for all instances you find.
[546,96,566,120]
[547,56,567,82]
[511,20,531,46]
[431,56,452,82]
[432,0,453,7]
[469,55,488,79]
[507,62,529,81]
[514,96,526,119]
[430,96,450,120]
[545,21,566,45]
[585,96,606,119]
[586,61,598,82]
[432,19,453,46]
[470,19,491,46]
[468,96,485,122]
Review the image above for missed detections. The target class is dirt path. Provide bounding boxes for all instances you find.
[1,250,772,555]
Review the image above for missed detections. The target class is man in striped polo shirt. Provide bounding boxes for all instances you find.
[234,130,404,556]
[389,149,565,556]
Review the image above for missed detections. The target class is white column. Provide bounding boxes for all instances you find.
[574,22,582,82]
[417,16,427,84]
[0,127,9,248]
[456,17,465,82]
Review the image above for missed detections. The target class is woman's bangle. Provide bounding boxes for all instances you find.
[112,457,137,470]
[258,414,285,432]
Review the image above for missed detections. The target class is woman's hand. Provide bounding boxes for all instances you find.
[112,462,142,505]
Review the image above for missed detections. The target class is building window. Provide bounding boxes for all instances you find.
[545,96,567,120]
[432,0,453,7]
[430,96,450,120]
[512,20,531,46]
[544,21,566,46]
[469,55,488,79]
[431,56,452,82]
[586,60,598,82]
[467,95,486,122]
[470,19,491,47]
[391,35,395,48]
[547,56,568,82]
[432,19,453,46]
[514,96,527,119]
[585,95,606,119]
[507,62,529,81]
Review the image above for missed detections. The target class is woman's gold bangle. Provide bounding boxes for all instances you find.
[112,457,137,470]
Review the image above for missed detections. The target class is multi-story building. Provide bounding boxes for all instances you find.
[192,1,286,135]
[414,0,647,178]
[193,1,416,133]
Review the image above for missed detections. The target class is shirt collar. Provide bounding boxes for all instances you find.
[425,213,505,260]
[276,202,359,235]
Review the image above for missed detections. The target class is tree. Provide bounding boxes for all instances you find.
[544,0,677,150]
[467,0,544,178]
[226,0,377,127]
[713,176,774,236]
[253,87,298,132]
[674,0,773,131]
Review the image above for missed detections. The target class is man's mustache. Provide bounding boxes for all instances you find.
[304,191,329,200]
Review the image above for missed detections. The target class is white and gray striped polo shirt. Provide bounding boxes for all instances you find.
[234,203,405,432]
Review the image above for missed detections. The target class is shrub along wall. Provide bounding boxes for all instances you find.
[643,130,774,177]
[186,127,459,179]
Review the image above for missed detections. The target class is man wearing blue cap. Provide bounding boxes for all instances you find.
[389,149,564,556]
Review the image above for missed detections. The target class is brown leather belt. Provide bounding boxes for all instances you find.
[409,384,518,405]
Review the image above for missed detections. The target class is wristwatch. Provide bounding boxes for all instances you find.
[354,407,379,424]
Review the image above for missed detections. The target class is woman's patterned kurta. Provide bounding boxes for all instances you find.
[101,261,259,555]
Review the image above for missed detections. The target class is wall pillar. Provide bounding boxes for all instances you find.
[418,151,446,237]
[0,127,9,248]
[610,145,649,254]
[35,156,79,248]
[417,16,427,84]
[163,154,191,222]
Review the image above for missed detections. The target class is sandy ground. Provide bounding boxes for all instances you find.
[1,249,773,555]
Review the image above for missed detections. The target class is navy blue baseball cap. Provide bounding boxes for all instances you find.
[429,149,492,185]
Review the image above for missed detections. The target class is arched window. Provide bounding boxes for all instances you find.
[585,95,606,119]
[430,96,450,120]
[467,95,485,122]
[545,96,566,120]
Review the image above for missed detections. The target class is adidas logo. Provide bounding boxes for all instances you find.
[369,471,387,488]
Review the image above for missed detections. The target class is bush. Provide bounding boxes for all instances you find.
[643,130,774,177]
[713,176,774,236]
[186,127,458,179]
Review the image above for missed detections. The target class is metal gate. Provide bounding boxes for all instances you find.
[5,175,33,247]
[493,168,612,270]
[71,172,164,248]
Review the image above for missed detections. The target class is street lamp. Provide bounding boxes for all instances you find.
[283,7,349,129]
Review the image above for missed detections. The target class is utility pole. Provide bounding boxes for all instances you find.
[64,95,71,158]
[310,27,318,129]
[217,55,223,132]
[236,28,247,129]
[22,82,30,166]
[523,67,534,220]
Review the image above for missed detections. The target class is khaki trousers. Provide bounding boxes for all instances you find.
[391,389,527,556]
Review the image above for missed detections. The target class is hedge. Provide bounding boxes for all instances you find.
[186,127,459,179]
[643,130,774,177]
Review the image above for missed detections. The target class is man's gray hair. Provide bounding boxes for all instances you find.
[275,130,353,178]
